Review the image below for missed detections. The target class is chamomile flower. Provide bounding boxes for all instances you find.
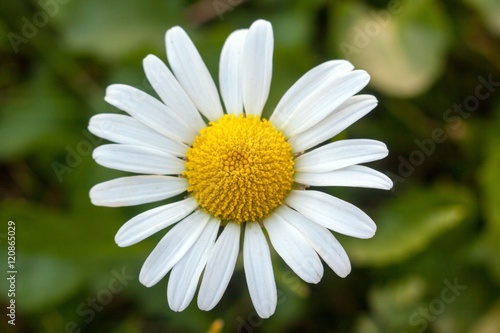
[89,19,392,318]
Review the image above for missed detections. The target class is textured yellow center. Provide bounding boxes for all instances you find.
[184,114,294,223]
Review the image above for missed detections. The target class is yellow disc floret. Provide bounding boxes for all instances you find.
[184,114,294,224]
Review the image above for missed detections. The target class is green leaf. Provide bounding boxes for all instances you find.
[0,67,79,160]
[465,0,500,35]
[353,315,381,333]
[474,107,500,281]
[52,0,183,60]
[0,254,84,313]
[341,184,475,267]
[473,232,500,283]
[478,121,500,231]
[331,0,452,97]
[369,276,427,330]
[0,200,152,261]
[467,299,500,333]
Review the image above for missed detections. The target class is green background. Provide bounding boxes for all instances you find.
[1,0,499,332]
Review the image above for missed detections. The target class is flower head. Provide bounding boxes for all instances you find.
[89,19,392,318]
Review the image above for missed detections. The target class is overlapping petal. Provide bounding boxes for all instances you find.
[277,70,370,138]
[198,222,240,311]
[105,84,196,144]
[288,95,378,153]
[139,210,210,287]
[270,60,353,132]
[265,214,323,283]
[274,205,351,277]
[167,217,220,311]
[166,26,224,121]
[115,197,198,247]
[285,190,377,239]
[143,54,206,132]
[89,113,188,157]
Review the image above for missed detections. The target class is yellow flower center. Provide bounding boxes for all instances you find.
[184,114,294,223]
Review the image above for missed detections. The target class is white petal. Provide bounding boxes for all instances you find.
[88,114,188,157]
[243,222,277,319]
[285,190,376,239]
[294,139,388,173]
[115,197,198,247]
[143,54,206,132]
[219,29,248,116]
[198,222,240,311]
[90,175,188,207]
[92,144,185,175]
[264,214,323,283]
[242,20,273,117]
[105,84,196,144]
[274,205,351,277]
[280,70,370,138]
[166,26,224,121]
[295,165,393,190]
[288,95,378,153]
[270,60,354,131]
[167,217,220,312]
[139,210,210,287]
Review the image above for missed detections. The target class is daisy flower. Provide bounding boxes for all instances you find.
[89,19,392,318]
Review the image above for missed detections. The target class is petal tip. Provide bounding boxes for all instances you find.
[252,19,272,29]
[166,26,188,46]
[255,303,276,319]
[138,271,155,288]
[337,269,351,279]
[114,232,128,247]
[383,176,394,190]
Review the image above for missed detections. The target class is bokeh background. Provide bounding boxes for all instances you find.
[1,0,499,332]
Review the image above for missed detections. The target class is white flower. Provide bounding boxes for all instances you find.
[89,19,392,318]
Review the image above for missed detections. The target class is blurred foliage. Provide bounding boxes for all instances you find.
[1,0,499,332]
[332,0,452,97]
